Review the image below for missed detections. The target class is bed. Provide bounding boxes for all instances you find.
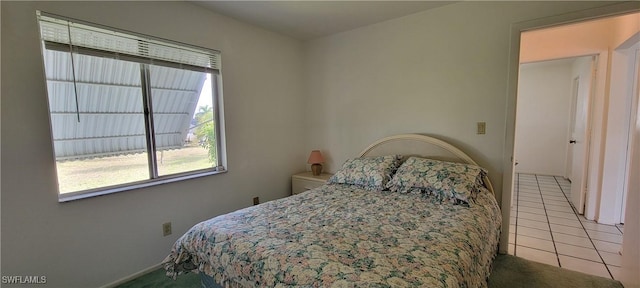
[163,134,502,288]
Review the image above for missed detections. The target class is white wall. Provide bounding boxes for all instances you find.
[514,59,574,176]
[1,2,305,287]
[519,13,638,63]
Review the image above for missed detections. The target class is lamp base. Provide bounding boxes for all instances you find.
[311,163,323,176]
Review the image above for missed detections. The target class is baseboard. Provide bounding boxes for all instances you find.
[99,263,162,288]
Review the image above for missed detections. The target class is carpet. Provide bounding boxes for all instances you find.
[116,254,624,287]
[488,254,623,288]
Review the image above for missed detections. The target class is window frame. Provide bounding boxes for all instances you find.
[37,11,227,202]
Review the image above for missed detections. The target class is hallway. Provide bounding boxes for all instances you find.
[509,173,624,280]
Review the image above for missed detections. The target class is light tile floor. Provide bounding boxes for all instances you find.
[509,173,624,280]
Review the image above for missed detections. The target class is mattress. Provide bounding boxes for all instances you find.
[164,183,501,287]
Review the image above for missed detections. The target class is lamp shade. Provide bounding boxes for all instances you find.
[307,150,325,164]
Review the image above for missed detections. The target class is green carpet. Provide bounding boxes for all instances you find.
[117,254,623,288]
[115,268,200,288]
[488,254,622,288]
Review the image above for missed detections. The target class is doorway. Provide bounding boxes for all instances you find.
[512,12,639,221]
[513,55,595,213]
[508,11,639,280]
[502,4,640,285]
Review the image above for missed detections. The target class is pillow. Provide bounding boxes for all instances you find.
[328,155,403,191]
[386,157,487,205]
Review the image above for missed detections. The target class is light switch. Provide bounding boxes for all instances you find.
[477,122,486,135]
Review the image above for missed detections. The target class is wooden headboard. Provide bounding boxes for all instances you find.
[359,134,494,195]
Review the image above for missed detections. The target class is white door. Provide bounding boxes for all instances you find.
[570,57,597,214]
[566,78,579,180]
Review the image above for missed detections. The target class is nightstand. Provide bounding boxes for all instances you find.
[291,172,332,195]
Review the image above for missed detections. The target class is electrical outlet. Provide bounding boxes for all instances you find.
[477,122,486,135]
[162,222,172,236]
[253,197,260,205]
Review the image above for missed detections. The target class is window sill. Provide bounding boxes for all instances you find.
[58,169,227,202]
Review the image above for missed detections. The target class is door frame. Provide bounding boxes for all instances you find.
[595,35,640,224]
[500,2,639,253]
[619,42,640,223]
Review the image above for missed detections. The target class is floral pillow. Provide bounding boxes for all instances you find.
[386,157,488,205]
[328,155,403,191]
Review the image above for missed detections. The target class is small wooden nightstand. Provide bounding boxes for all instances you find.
[291,172,332,195]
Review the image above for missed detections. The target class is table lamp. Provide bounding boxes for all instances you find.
[307,150,325,176]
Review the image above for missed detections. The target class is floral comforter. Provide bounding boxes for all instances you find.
[163,184,502,288]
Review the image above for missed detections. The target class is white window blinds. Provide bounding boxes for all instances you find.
[37,12,220,73]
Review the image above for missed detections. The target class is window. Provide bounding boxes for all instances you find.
[37,12,226,201]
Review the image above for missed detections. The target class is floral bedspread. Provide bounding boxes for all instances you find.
[163,184,502,288]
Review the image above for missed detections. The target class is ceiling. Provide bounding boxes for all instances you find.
[191,1,455,41]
